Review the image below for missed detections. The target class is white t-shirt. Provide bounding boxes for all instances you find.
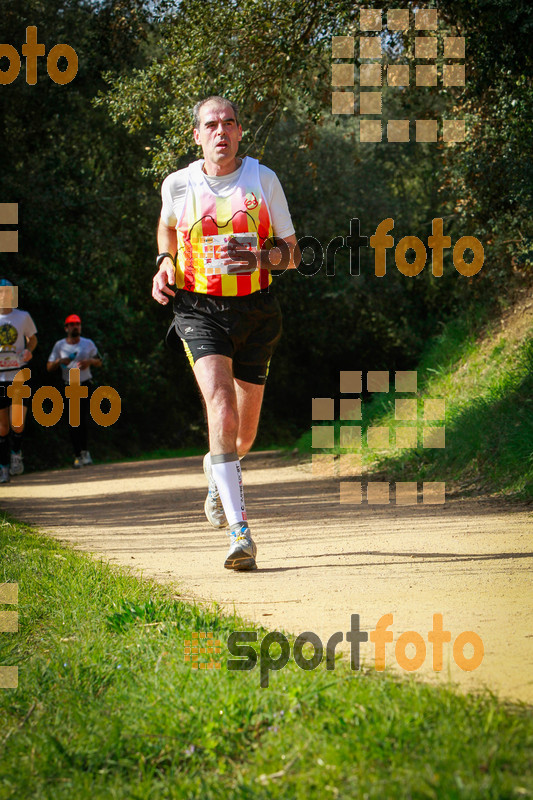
[161,157,295,239]
[48,337,98,383]
[0,309,37,383]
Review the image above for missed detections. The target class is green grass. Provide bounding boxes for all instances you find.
[1,515,533,799]
[94,444,289,466]
[101,445,208,463]
[296,313,533,500]
[39,444,288,472]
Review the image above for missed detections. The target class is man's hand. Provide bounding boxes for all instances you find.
[47,356,70,373]
[22,349,33,363]
[221,235,301,274]
[222,238,259,274]
[152,260,176,305]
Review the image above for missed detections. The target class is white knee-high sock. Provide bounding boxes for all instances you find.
[210,452,247,528]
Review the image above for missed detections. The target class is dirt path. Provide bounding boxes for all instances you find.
[1,452,532,703]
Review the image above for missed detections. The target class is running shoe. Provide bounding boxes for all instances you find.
[9,451,24,476]
[203,453,228,529]
[73,456,83,469]
[224,523,257,571]
[0,465,10,484]
[80,450,93,466]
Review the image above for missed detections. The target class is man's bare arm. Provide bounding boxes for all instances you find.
[22,334,38,362]
[47,356,70,372]
[262,235,301,270]
[152,218,177,305]
[78,356,102,370]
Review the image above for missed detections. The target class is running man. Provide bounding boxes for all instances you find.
[47,314,102,468]
[152,96,299,571]
[0,279,38,482]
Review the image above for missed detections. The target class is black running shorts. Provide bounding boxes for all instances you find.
[166,289,282,385]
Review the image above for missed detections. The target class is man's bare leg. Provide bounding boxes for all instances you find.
[193,355,238,455]
[234,378,265,457]
[192,355,258,569]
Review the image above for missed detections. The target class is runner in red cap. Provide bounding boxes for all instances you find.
[47,314,102,468]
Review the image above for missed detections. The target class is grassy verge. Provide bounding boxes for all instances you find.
[296,312,533,500]
[1,516,532,799]
[99,443,288,465]
[31,444,290,472]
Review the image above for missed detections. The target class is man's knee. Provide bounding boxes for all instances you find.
[218,407,239,438]
[207,395,239,437]
[236,432,256,457]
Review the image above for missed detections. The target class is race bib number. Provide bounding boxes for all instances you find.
[0,354,21,369]
[200,233,258,276]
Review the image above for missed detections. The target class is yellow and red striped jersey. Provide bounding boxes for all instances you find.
[176,157,274,296]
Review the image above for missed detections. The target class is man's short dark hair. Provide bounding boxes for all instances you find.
[192,97,240,129]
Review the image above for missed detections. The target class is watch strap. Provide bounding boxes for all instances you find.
[156,252,175,269]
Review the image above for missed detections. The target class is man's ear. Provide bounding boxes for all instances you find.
[193,128,201,145]
[237,124,243,142]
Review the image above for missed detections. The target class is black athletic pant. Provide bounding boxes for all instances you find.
[62,381,92,457]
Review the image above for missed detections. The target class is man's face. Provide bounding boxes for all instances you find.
[65,322,81,338]
[193,101,242,169]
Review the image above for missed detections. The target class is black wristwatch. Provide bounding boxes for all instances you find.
[156,252,175,270]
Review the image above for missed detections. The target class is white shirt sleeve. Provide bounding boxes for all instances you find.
[161,161,295,238]
[161,169,189,228]
[21,311,37,338]
[259,165,295,239]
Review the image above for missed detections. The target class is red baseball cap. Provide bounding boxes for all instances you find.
[65,314,81,324]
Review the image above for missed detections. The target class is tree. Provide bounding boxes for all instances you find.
[0,0,204,467]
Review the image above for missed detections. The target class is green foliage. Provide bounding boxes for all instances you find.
[0,0,530,471]
[95,0,532,447]
[294,304,533,499]
[100,0,344,177]
[0,0,205,467]
[371,312,533,499]
[437,0,533,274]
